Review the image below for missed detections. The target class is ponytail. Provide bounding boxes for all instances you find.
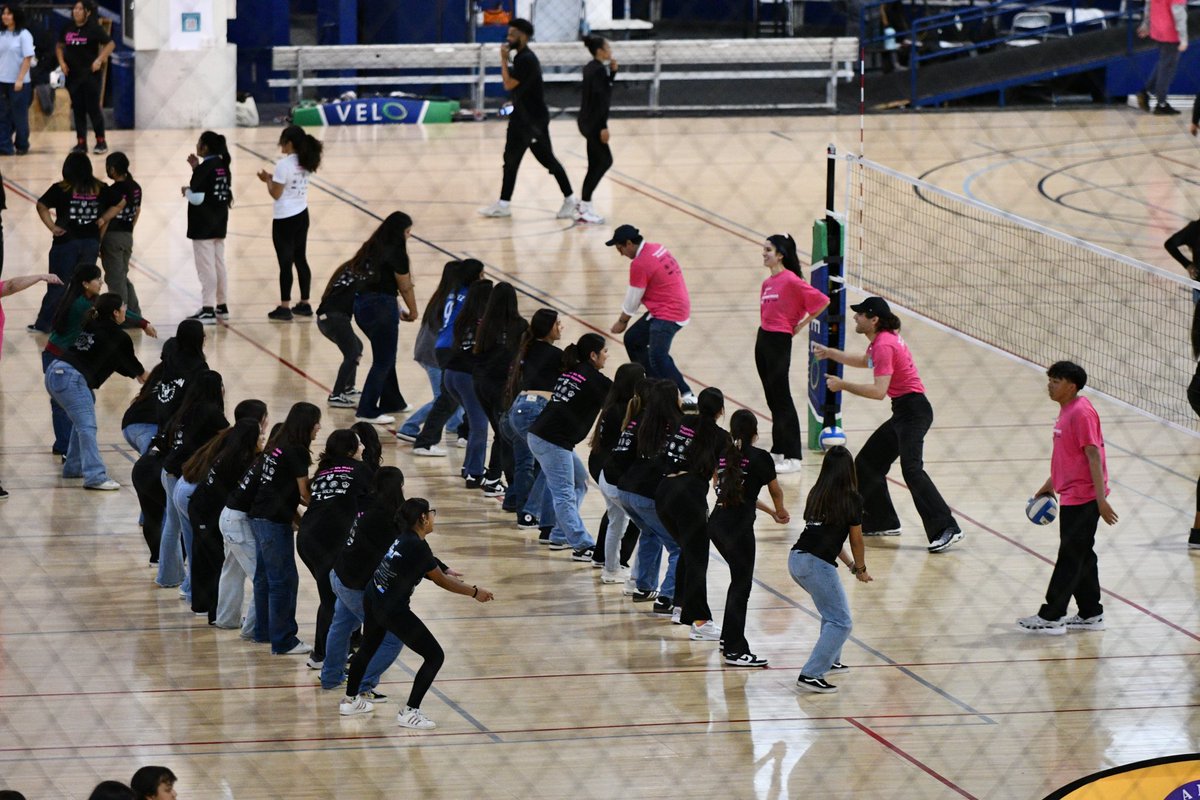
[199,130,231,167]
[280,124,322,172]
[767,233,803,280]
[685,386,726,477]
[105,151,132,181]
[582,35,607,56]
[875,313,902,333]
[504,308,558,405]
[562,332,605,371]
[84,292,124,328]
[717,409,758,507]
[370,466,406,513]
[50,263,103,334]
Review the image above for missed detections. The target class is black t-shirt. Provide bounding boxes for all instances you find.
[334,501,401,591]
[713,445,777,518]
[1165,219,1200,272]
[602,417,638,486]
[316,268,361,317]
[358,249,410,296]
[121,385,158,429]
[656,415,729,477]
[369,529,438,613]
[517,340,562,393]
[297,456,371,565]
[618,421,678,498]
[793,494,864,566]
[577,59,614,137]
[474,320,526,400]
[509,47,549,128]
[529,362,612,449]
[162,404,228,477]
[444,317,480,374]
[588,403,626,481]
[39,182,103,242]
[189,453,257,530]
[59,319,144,388]
[225,454,265,514]
[100,178,141,234]
[58,20,110,76]
[248,445,311,524]
[187,157,232,240]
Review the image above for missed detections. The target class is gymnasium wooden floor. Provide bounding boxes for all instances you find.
[1,107,1197,799]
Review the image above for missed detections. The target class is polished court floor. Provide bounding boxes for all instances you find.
[0,107,1197,798]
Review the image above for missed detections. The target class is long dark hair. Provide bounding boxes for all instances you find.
[685,386,726,478]
[562,332,605,371]
[125,362,164,410]
[503,307,558,405]
[421,261,465,332]
[163,369,225,447]
[369,466,406,515]
[105,151,131,181]
[452,279,493,350]
[635,380,682,458]
[50,263,102,334]
[1192,302,1200,361]
[3,4,27,32]
[58,151,102,194]
[474,282,525,355]
[802,445,860,528]
[267,401,321,465]
[233,398,268,426]
[350,421,383,473]
[622,377,654,431]
[81,292,124,328]
[767,233,803,280]
[397,496,432,530]
[169,318,207,362]
[346,211,411,287]
[279,124,322,172]
[181,417,259,483]
[316,429,360,471]
[197,130,233,207]
[590,362,645,450]
[717,409,758,507]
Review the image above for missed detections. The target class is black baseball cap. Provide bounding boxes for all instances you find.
[605,224,640,246]
[849,297,892,317]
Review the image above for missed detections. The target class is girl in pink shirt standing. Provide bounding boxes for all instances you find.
[755,234,829,474]
[813,297,962,554]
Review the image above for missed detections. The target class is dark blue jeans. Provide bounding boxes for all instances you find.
[353,292,406,417]
[443,369,488,477]
[34,238,100,332]
[251,517,302,653]
[624,313,691,395]
[0,81,31,153]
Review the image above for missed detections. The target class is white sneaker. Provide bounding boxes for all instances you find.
[775,459,802,474]
[412,445,447,457]
[355,414,395,426]
[277,641,313,655]
[670,606,682,624]
[478,200,512,218]
[556,195,578,219]
[771,453,786,466]
[600,570,624,584]
[689,621,722,641]
[622,578,640,596]
[1063,613,1105,631]
[397,705,436,729]
[306,657,323,670]
[576,203,605,224]
[681,392,698,409]
[84,479,121,491]
[1016,614,1067,635]
[456,437,468,448]
[339,695,374,716]
[864,527,902,537]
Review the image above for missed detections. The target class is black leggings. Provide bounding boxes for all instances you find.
[1190,368,1200,513]
[190,512,225,617]
[755,328,803,459]
[656,474,711,625]
[296,534,337,663]
[708,509,756,655]
[131,449,165,562]
[347,594,445,709]
[66,74,104,141]
[272,209,311,302]
[581,130,613,203]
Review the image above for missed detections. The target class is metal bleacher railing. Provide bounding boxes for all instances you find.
[269,37,860,113]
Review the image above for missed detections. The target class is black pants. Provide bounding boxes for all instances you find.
[580,130,612,203]
[592,511,639,566]
[347,593,445,709]
[708,509,756,655]
[66,74,104,141]
[656,474,712,625]
[317,312,363,396]
[1039,501,1103,620]
[1189,368,1200,512]
[479,382,513,484]
[855,392,957,541]
[500,122,572,202]
[131,449,165,563]
[415,349,460,449]
[272,209,311,302]
[755,328,802,459]
[190,513,225,618]
[296,534,337,663]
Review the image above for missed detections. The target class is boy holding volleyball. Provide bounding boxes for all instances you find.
[1018,361,1118,635]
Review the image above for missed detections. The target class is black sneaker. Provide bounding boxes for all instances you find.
[93,140,108,155]
[1189,528,1200,550]
[215,304,230,319]
[537,526,553,544]
[464,475,484,490]
[1136,90,1150,111]
[71,141,86,154]
[517,513,540,530]
[188,307,217,325]
[0,484,8,501]
[547,540,571,551]
[651,597,673,615]
[268,306,294,321]
[292,301,314,317]
[724,652,769,667]
[570,546,595,562]
[796,674,837,693]
[480,477,506,497]
[631,589,659,603]
[826,662,849,674]
[1153,103,1181,116]
[26,323,47,333]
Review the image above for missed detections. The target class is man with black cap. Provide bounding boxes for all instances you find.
[478,18,577,220]
[812,296,963,553]
[607,224,696,407]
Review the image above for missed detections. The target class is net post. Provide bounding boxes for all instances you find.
[807,145,848,449]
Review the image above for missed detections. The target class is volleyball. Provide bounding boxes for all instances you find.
[1025,495,1059,526]
[819,426,847,451]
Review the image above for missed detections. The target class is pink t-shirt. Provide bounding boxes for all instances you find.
[630,242,690,323]
[1149,0,1185,42]
[1051,396,1109,505]
[866,330,924,397]
[759,271,829,334]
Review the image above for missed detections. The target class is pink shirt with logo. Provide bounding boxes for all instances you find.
[1051,396,1108,505]
[630,242,690,324]
[866,330,924,398]
[1148,0,1185,42]
[759,271,829,334]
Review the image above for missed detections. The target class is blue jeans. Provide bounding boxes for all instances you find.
[122,423,158,455]
[504,394,548,514]
[353,292,405,417]
[442,369,488,477]
[321,569,404,691]
[156,471,185,588]
[42,360,106,485]
[399,364,464,437]
[42,350,73,454]
[173,479,198,599]
[35,238,100,332]
[0,81,31,153]
[527,433,593,550]
[623,313,691,396]
[788,550,852,679]
[621,489,679,599]
[251,517,302,654]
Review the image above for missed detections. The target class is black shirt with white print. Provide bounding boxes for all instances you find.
[316,268,361,317]
[100,178,142,234]
[793,493,864,566]
[369,529,438,614]
[529,361,612,449]
[601,417,638,486]
[711,445,777,522]
[225,454,265,514]
[39,182,105,242]
[59,319,144,389]
[247,445,310,524]
[297,456,371,564]
[187,157,232,240]
[162,405,229,477]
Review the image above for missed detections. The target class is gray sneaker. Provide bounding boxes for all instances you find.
[927,527,963,553]
[478,201,512,218]
[1016,614,1066,635]
[1062,613,1105,631]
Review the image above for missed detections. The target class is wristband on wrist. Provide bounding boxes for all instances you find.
[472,585,478,598]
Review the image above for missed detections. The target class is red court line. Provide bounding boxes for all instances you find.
[846,717,979,800]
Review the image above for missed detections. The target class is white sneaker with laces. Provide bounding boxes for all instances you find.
[339,695,374,716]
[681,392,698,408]
[690,621,722,641]
[355,414,395,425]
[397,706,436,729]
[670,606,682,624]
[84,479,121,491]
[600,570,624,584]
[456,437,468,448]
[1063,613,1105,631]
[576,202,605,224]
[556,195,578,219]
[277,641,313,655]
[478,200,512,218]
[1016,614,1067,635]
[412,445,448,457]
[306,657,323,670]
[774,458,801,474]
[771,453,786,466]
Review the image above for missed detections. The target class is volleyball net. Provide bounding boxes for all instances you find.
[844,154,1200,435]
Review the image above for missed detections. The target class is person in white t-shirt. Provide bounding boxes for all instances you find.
[257,125,322,322]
